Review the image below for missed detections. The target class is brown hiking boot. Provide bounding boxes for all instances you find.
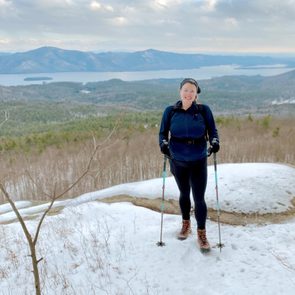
[197,229,211,252]
[177,220,192,240]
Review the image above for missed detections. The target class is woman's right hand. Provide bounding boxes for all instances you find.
[160,140,171,158]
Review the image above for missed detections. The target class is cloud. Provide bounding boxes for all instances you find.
[0,0,295,53]
[104,5,114,12]
[216,0,295,21]
[152,0,182,9]
[111,16,128,26]
[31,0,76,9]
[89,1,102,11]
[0,38,10,45]
[0,0,10,6]
[224,17,238,29]
[89,1,114,12]
[201,0,218,12]
[0,0,14,17]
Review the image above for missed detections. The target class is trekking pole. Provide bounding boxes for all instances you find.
[157,155,167,247]
[213,152,224,252]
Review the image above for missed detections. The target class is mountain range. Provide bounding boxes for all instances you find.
[1,46,295,74]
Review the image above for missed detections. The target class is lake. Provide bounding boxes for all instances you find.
[0,64,294,86]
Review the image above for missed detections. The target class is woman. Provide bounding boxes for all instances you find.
[159,78,219,252]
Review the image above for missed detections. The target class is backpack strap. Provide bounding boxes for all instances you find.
[167,103,209,141]
[196,104,209,141]
[167,108,176,129]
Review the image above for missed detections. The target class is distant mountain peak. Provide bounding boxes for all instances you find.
[0,47,295,74]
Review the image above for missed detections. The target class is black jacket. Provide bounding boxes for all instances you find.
[159,101,219,161]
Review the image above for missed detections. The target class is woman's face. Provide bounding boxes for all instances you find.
[180,82,198,104]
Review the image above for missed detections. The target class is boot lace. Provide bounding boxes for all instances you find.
[181,221,190,234]
[198,230,209,246]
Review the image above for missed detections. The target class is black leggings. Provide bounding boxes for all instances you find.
[170,157,208,230]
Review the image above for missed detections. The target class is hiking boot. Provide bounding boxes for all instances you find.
[177,220,192,240]
[197,229,211,252]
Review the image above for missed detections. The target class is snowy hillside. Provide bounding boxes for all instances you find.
[0,163,295,294]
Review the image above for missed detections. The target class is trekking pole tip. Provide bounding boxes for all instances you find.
[156,241,166,247]
[216,243,225,252]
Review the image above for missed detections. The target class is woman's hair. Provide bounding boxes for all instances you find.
[180,78,201,94]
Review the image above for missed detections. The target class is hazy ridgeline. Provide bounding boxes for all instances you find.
[0,114,294,203]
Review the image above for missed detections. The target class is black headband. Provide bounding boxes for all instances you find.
[180,78,201,94]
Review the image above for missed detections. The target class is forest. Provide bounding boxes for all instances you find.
[0,74,294,203]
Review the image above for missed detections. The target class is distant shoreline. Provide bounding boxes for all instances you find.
[0,65,293,86]
[24,76,53,81]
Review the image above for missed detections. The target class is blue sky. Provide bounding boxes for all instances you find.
[1,0,295,54]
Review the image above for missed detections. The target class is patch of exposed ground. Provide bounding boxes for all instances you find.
[100,195,295,225]
[1,195,294,226]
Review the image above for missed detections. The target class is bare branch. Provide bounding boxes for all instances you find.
[270,250,295,272]
[52,122,118,201]
[0,110,9,128]
[0,112,123,295]
[33,124,119,245]
[33,197,56,246]
[25,170,52,200]
[0,183,33,243]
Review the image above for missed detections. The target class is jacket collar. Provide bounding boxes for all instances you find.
[173,100,198,113]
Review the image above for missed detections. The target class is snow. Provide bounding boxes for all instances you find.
[271,98,295,105]
[69,162,295,214]
[0,201,32,214]
[0,163,295,294]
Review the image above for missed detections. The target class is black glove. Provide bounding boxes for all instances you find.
[211,138,220,153]
[160,140,171,158]
[207,138,220,156]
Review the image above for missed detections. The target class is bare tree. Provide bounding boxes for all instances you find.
[0,127,118,295]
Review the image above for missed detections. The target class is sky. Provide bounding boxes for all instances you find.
[0,163,295,294]
[1,0,295,54]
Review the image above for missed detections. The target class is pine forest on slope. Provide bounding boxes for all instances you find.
[1,70,295,114]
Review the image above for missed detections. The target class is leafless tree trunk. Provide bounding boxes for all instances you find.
[0,127,118,295]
